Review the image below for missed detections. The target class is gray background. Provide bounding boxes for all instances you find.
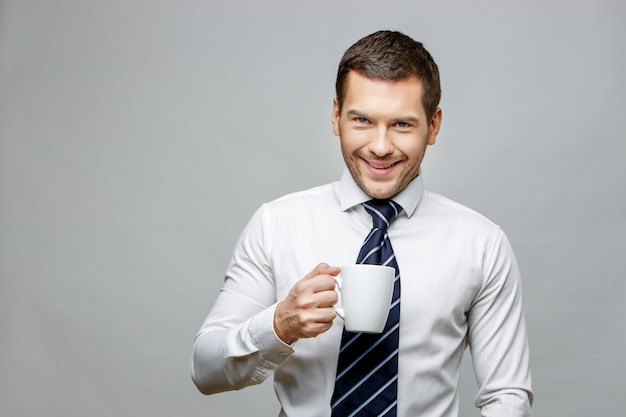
[1,1,625,416]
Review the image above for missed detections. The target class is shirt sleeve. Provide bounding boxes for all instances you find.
[190,205,294,395]
[467,228,533,416]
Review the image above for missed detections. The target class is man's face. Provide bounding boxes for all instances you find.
[333,71,442,200]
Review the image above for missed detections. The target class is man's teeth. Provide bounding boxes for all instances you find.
[369,162,394,169]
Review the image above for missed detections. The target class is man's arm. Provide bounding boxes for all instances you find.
[191,291,289,394]
[191,206,339,394]
[468,228,533,417]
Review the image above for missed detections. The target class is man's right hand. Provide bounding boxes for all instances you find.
[273,263,341,344]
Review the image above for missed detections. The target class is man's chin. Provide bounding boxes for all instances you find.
[360,182,399,200]
[348,167,400,199]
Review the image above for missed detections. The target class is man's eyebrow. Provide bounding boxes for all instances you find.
[392,116,420,124]
[346,109,370,119]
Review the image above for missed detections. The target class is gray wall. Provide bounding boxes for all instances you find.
[1,1,625,416]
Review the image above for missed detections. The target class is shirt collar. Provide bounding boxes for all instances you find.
[338,168,425,218]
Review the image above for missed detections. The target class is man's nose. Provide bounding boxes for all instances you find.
[369,127,393,157]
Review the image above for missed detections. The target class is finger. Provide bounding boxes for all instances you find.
[314,287,339,307]
[305,263,340,280]
[310,275,339,293]
[303,263,329,280]
[319,264,341,277]
[300,307,337,337]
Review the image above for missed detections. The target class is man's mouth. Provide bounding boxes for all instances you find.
[366,160,398,169]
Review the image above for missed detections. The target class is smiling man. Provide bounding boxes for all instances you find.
[191,30,533,417]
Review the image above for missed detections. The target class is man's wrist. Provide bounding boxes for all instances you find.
[274,301,298,345]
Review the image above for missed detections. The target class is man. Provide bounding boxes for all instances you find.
[191,30,533,416]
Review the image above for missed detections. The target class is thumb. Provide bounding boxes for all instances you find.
[305,263,340,279]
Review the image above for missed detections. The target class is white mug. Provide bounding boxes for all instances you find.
[333,264,395,334]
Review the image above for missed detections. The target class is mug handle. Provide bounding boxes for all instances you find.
[332,274,344,319]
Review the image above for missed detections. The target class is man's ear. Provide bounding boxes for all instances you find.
[332,97,341,137]
[427,107,443,145]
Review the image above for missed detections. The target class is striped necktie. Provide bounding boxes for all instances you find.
[331,199,402,417]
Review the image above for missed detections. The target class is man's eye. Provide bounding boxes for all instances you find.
[355,117,369,124]
[396,121,410,128]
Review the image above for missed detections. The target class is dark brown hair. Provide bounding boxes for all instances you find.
[335,30,441,119]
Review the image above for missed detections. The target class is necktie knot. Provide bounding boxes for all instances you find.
[362,199,402,230]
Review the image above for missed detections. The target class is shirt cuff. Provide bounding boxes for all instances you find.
[248,302,295,364]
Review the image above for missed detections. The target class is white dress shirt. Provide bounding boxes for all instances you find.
[191,170,533,417]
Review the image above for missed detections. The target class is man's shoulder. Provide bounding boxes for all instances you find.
[262,181,340,211]
[420,189,500,231]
